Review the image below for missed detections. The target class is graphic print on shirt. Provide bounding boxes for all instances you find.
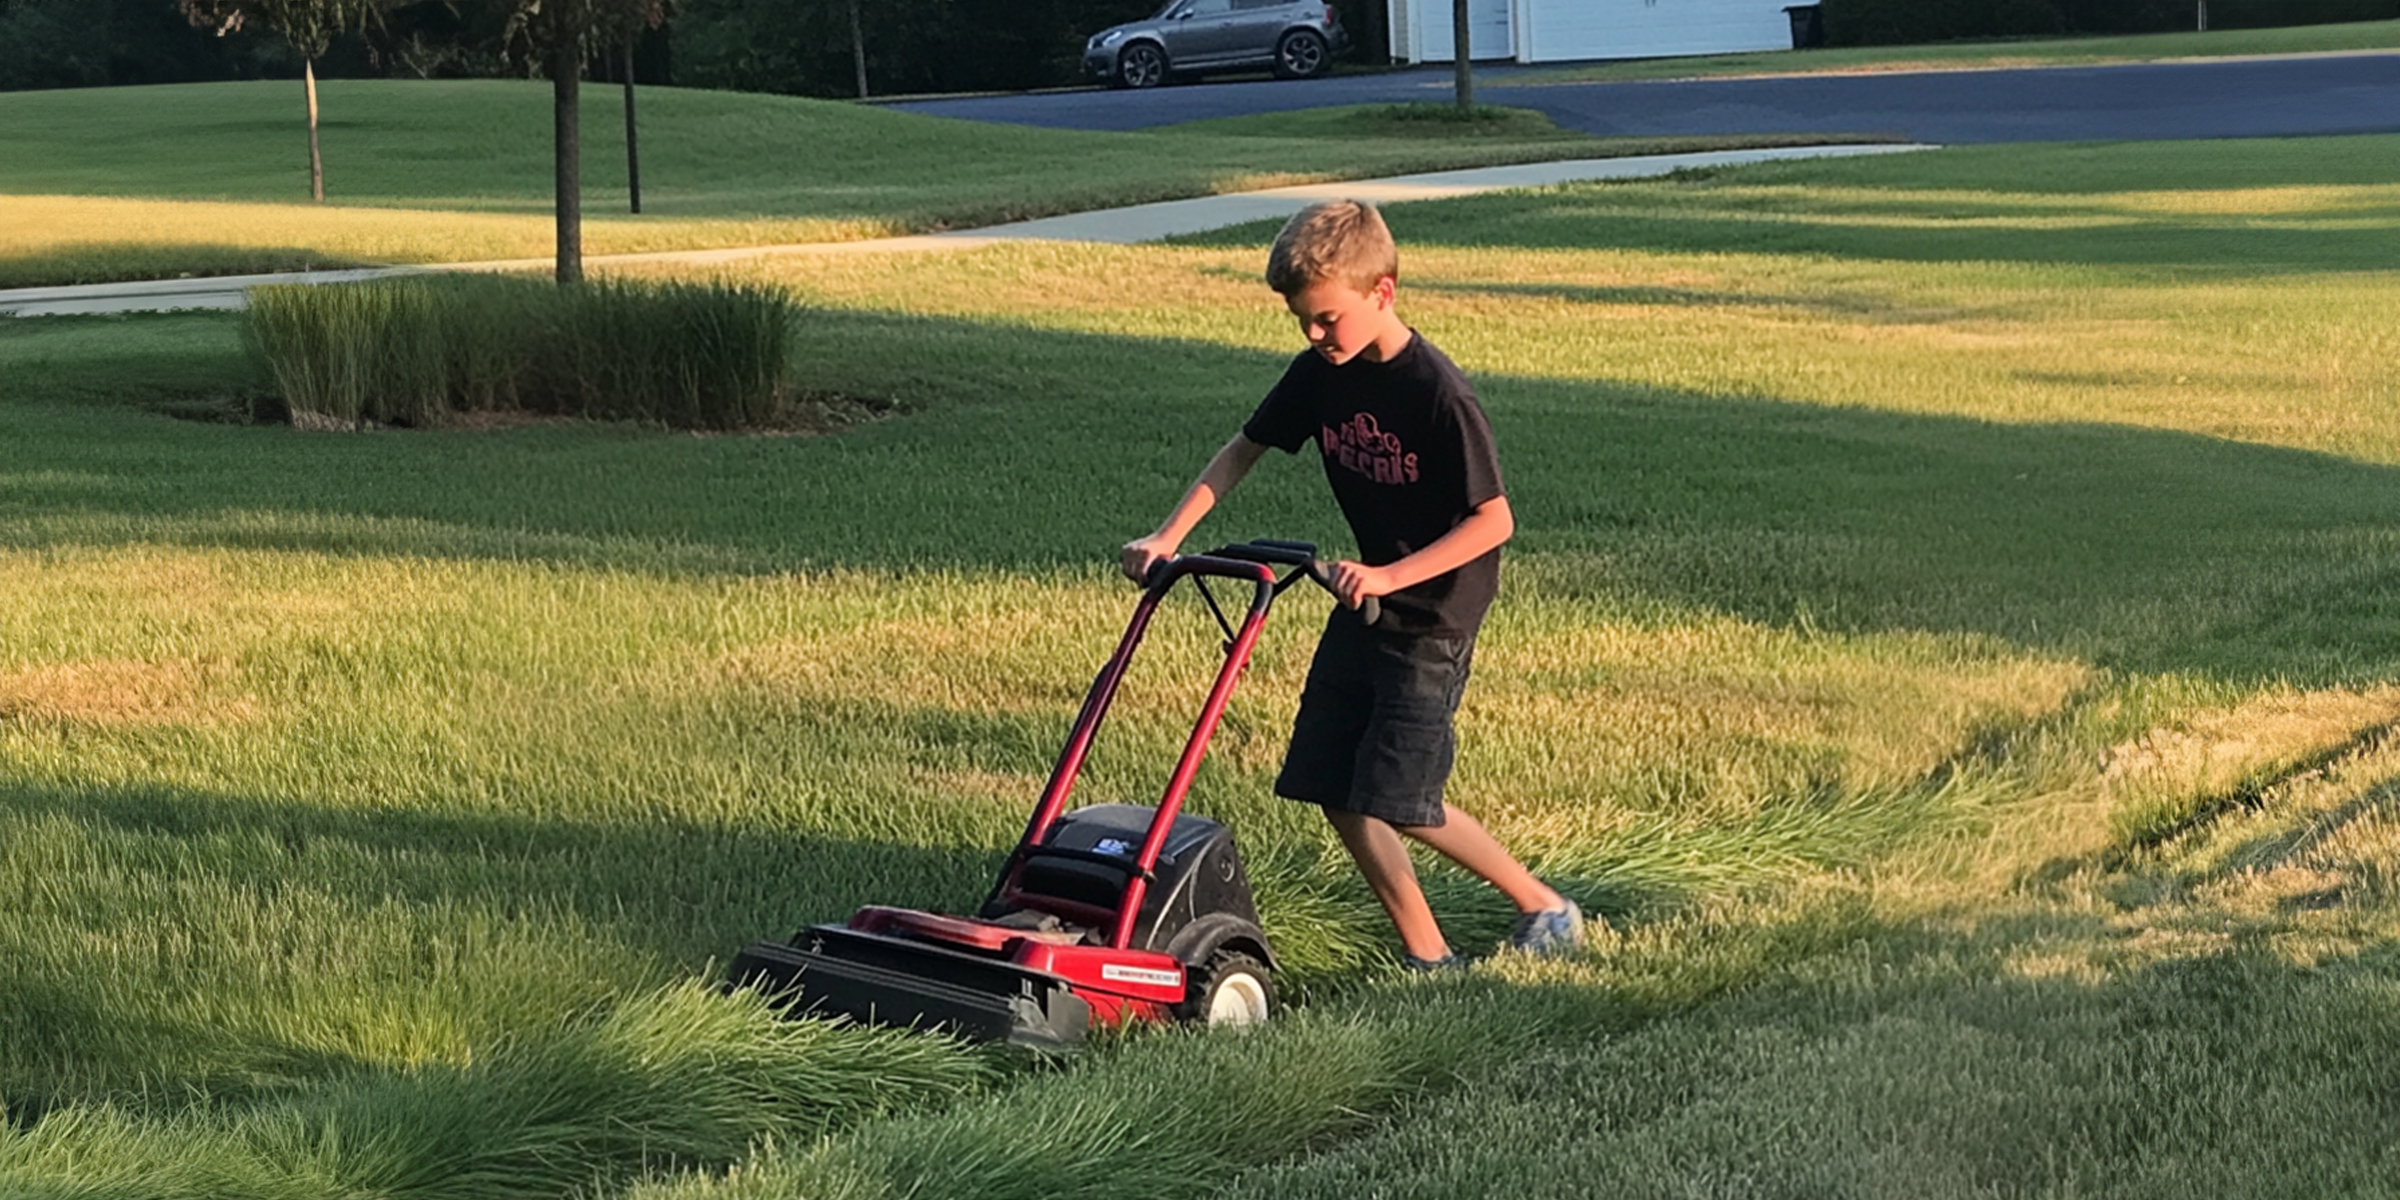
[1322,412,1420,486]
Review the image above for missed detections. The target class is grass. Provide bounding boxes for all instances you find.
[1,131,2397,1196]
[1513,16,2400,83]
[0,80,1840,289]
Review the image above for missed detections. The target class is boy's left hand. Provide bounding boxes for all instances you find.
[1326,560,1394,611]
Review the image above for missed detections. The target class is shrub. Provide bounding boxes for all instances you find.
[244,274,796,431]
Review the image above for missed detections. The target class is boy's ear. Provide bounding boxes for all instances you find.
[1373,275,1397,307]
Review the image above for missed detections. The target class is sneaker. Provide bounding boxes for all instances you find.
[1403,952,1465,974]
[1508,897,1585,956]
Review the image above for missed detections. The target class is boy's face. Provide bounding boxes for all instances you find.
[1283,275,1399,367]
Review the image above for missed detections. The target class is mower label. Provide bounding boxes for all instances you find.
[1101,964,1183,988]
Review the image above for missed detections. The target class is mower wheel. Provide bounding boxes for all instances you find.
[1178,950,1272,1027]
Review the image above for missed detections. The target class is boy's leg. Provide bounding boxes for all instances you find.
[1398,803,1564,916]
[1324,808,1452,961]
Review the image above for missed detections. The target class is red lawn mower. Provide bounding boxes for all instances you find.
[728,539,1375,1049]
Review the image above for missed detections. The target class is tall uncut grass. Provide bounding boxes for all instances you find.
[244,275,794,430]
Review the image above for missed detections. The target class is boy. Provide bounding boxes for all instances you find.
[1120,199,1581,970]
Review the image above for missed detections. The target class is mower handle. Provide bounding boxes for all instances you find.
[1165,539,1380,628]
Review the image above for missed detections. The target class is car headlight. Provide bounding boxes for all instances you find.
[1094,30,1125,48]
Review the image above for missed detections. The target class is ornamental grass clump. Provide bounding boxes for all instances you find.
[244,274,794,430]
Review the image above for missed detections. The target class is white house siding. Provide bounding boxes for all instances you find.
[1396,0,1796,63]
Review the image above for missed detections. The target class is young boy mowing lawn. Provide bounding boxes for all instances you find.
[1121,199,1584,971]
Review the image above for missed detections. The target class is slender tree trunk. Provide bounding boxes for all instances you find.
[623,43,642,215]
[849,0,868,99]
[305,58,325,202]
[2196,1,2208,31]
[1451,0,1473,110]
[553,40,582,284]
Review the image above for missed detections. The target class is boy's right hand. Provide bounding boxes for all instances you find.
[1121,536,1177,585]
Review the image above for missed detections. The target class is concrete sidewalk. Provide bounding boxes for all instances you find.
[0,143,1930,318]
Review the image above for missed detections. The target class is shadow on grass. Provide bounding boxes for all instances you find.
[1169,135,2400,274]
[1393,913,2400,1200]
[0,772,1004,1109]
[0,243,374,291]
[7,307,2400,689]
[1378,188,2400,274]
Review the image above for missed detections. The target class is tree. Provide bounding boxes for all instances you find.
[179,0,385,202]
[494,0,668,282]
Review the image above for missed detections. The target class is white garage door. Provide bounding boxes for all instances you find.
[1412,0,1515,62]
[1519,0,1793,63]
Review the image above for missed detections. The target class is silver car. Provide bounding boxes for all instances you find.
[1084,0,1348,89]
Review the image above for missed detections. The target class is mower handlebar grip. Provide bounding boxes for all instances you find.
[1303,558,1380,629]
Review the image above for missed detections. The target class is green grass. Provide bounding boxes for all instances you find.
[1514,16,2400,83]
[0,81,1839,289]
[3,132,2398,1196]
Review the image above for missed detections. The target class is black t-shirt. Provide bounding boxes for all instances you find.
[1243,332,1505,637]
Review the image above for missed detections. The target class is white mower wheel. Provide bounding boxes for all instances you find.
[1183,950,1273,1027]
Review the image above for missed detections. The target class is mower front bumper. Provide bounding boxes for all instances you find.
[729,924,1093,1050]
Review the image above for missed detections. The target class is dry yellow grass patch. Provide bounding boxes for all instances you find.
[0,657,254,727]
[0,194,883,275]
[2103,684,2400,798]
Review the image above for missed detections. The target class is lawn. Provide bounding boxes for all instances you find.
[0,80,1836,289]
[2,130,2398,1197]
[1514,16,2400,83]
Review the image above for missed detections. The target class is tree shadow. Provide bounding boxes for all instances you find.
[1419,896,2400,1198]
[0,771,1005,1110]
[1378,182,2400,274]
[5,309,2399,689]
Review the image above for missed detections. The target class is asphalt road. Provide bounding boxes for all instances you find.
[892,53,2400,144]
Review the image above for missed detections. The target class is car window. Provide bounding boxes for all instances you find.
[1150,0,1187,17]
[1183,0,1234,15]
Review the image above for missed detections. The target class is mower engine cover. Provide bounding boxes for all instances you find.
[996,804,1273,968]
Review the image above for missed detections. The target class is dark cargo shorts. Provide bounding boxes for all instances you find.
[1273,606,1476,829]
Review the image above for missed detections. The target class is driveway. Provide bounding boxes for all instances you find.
[893,53,2400,143]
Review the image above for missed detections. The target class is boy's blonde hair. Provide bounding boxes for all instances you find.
[1265,199,1398,297]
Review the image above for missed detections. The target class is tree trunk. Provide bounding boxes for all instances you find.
[623,43,642,215]
[1451,0,1473,110]
[850,0,868,99]
[305,58,324,202]
[553,39,583,284]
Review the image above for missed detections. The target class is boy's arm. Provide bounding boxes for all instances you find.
[1325,495,1514,609]
[1121,434,1271,582]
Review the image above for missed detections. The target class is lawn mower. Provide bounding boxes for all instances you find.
[727,538,1377,1049]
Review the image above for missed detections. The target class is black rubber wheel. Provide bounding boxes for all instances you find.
[1273,29,1329,79]
[1117,42,1168,89]
[1175,950,1273,1027]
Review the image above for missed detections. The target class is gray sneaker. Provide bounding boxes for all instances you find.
[1508,898,1585,956]
[1403,952,1465,974]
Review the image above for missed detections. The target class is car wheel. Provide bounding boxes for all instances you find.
[1273,29,1328,79]
[1176,950,1272,1027]
[1117,42,1168,89]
